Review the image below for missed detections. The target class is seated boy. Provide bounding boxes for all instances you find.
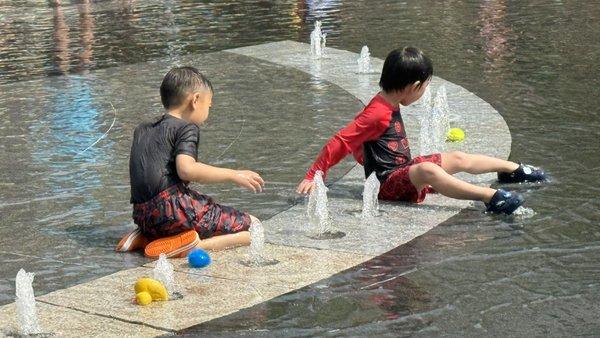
[297,47,545,214]
[117,66,265,258]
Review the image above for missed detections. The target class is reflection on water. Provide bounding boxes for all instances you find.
[31,75,106,224]
[477,0,515,76]
[36,76,106,160]
[77,0,95,71]
[51,2,69,74]
[1,0,599,335]
[0,0,347,84]
[295,0,341,23]
[49,0,95,75]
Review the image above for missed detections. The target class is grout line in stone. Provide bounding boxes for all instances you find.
[36,299,176,334]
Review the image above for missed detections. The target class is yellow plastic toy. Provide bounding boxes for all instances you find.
[134,277,169,305]
[446,128,465,142]
[135,291,153,306]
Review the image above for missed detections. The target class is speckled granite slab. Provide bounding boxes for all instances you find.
[0,41,511,336]
[0,301,170,337]
[143,243,371,289]
[35,244,368,332]
[36,267,289,332]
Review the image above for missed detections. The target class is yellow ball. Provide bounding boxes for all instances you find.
[134,278,169,301]
[446,128,465,142]
[136,291,153,306]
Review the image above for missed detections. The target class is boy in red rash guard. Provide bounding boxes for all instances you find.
[297,47,546,215]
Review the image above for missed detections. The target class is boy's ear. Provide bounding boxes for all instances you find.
[191,92,201,107]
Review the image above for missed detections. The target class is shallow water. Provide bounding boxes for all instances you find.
[1,0,599,335]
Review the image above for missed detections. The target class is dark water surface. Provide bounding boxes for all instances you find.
[1,0,599,336]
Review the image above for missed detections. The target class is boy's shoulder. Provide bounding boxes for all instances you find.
[356,94,395,120]
[365,93,396,112]
[162,114,199,131]
[134,114,197,133]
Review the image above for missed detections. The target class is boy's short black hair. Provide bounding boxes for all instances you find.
[379,47,433,93]
[160,66,213,109]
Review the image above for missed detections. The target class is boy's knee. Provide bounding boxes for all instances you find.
[414,162,442,180]
[449,151,467,161]
[449,151,469,168]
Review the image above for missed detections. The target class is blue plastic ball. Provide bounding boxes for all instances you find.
[188,248,211,268]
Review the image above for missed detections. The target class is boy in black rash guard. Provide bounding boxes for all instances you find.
[116,67,265,258]
[297,47,546,215]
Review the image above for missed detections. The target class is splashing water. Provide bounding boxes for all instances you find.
[420,85,432,109]
[307,171,331,234]
[357,45,373,74]
[242,219,278,267]
[15,269,41,335]
[433,85,451,134]
[249,219,266,265]
[361,172,380,220]
[310,20,327,59]
[513,206,536,219]
[419,112,433,155]
[153,254,175,296]
[420,85,451,155]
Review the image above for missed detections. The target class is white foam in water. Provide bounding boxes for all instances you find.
[15,269,41,335]
[420,85,451,155]
[310,20,327,59]
[513,206,536,219]
[307,171,331,234]
[249,219,266,265]
[153,254,175,296]
[361,172,380,220]
[357,45,373,74]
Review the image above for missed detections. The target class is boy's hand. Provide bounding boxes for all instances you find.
[296,179,316,195]
[233,170,265,193]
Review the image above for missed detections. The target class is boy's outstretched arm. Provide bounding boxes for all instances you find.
[297,107,390,194]
[176,154,264,193]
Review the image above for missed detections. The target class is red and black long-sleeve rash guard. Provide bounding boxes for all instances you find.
[305,93,413,182]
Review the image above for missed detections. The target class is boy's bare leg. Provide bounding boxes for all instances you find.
[195,231,251,251]
[194,214,257,251]
[441,151,519,175]
[409,162,496,203]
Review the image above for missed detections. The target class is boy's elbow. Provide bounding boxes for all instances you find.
[176,162,193,181]
[177,169,191,181]
[176,154,197,181]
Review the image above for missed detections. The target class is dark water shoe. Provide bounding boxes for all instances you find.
[485,189,524,215]
[498,163,546,183]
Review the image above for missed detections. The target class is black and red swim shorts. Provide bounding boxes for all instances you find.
[378,153,442,203]
[133,183,251,240]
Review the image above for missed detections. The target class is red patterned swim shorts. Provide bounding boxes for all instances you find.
[378,153,442,203]
[132,183,251,240]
